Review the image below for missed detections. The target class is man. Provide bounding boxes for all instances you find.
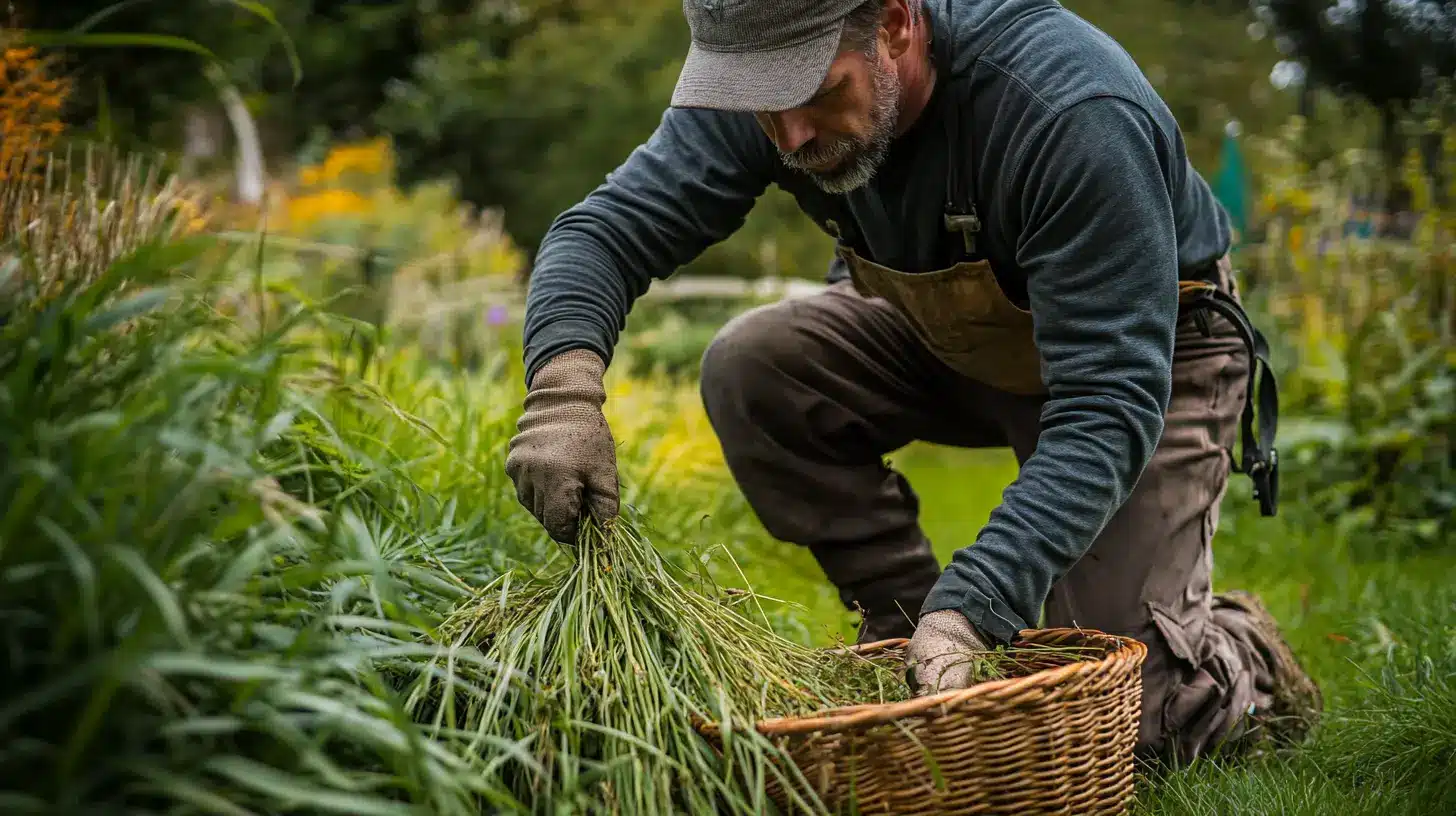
[504,0,1322,764]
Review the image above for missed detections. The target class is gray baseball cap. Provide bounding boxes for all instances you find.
[671,0,869,112]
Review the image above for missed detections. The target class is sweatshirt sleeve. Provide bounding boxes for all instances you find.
[920,95,1180,644]
[521,106,775,385]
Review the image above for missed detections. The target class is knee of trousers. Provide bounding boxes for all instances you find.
[699,299,810,435]
[1135,618,1259,763]
[698,301,845,543]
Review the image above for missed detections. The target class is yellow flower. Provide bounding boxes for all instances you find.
[285,189,373,228]
[294,138,393,189]
[603,377,725,486]
[485,242,527,278]
[1288,188,1314,214]
[167,195,212,234]
[326,139,390,183]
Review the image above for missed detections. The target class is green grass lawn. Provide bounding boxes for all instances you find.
[690,442,1456,815]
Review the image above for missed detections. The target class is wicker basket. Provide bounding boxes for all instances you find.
[698,627,1147,815]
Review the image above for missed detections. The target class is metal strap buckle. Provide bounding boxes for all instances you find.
[1246,447,1279,517]
[943,212,980,255]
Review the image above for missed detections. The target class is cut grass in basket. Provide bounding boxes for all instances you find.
[408,516,913,815]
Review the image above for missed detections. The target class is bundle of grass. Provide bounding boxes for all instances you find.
[408,517,911,815]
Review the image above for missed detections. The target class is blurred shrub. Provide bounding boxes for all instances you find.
[620,312,724,382]
[1258,0,1456,153]
[216,136,527,373]
[266,137,524,280]
[1237,110,1454,553]
[617,297,765,381]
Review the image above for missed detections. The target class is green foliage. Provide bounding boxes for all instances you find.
[1277,305,1454,554]
[12,0,299,148]
[0,150,543,813]
[370,0,834,280]
[1235,110,1455,553]
[25,0,1296,281]
[416,517,909,815]
[1259,0,1456,114]
[616,297,761,381]
[0,238,498,813]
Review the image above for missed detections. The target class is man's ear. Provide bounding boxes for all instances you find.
[883,0,914,60]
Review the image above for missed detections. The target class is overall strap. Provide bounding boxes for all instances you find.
[1178,280,1281,517]
[932,0,981,259]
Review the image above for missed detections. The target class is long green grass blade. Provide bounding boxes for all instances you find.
[203,756,418,816]
[15,31,220,61]
[220,0,303,85]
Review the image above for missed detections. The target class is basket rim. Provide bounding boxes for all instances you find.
[701,626,1148,739]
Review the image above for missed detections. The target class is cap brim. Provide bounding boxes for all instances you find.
[670,22,844,112]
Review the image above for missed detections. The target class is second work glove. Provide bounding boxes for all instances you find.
[904,609,991,696]
[505,348,619,544]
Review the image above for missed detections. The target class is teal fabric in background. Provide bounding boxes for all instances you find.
[1211,121,1250,247]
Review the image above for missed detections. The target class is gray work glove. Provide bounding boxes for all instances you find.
[904,609,992,696]
[504,348,619,544]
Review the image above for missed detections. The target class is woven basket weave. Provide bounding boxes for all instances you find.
[699,627,1147,815]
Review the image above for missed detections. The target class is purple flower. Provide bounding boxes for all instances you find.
[486,304,509,327]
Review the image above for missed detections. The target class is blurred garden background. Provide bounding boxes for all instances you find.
[1,0,1453,813]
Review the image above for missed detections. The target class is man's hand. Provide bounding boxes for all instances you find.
[505,348,619,544]
[904,609,991,696]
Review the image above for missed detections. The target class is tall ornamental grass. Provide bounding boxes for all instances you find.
[0,153,526,811]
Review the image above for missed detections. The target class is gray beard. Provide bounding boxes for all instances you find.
[780,55,901,195]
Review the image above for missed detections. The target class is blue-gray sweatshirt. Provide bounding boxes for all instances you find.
[520,0,1232,645]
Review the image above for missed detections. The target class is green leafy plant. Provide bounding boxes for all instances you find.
[1240,109,1455,554]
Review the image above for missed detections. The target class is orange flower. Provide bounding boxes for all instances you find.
[0,37,71,181]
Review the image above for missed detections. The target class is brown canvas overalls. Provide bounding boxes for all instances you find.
[697,62,1283,763]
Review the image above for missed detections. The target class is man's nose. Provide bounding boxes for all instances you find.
[760,110,817,154]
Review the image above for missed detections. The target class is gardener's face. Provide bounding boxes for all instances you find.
[755,40,902,194]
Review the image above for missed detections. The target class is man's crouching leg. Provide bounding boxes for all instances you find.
[698,282,958,644]
[1043,262,1321,764]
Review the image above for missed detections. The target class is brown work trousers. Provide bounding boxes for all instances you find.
[698,260,1278,764]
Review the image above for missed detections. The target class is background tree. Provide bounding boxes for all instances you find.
[9,0,293,147]
[14,0,1296,275]
[1259,0,1456,209]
